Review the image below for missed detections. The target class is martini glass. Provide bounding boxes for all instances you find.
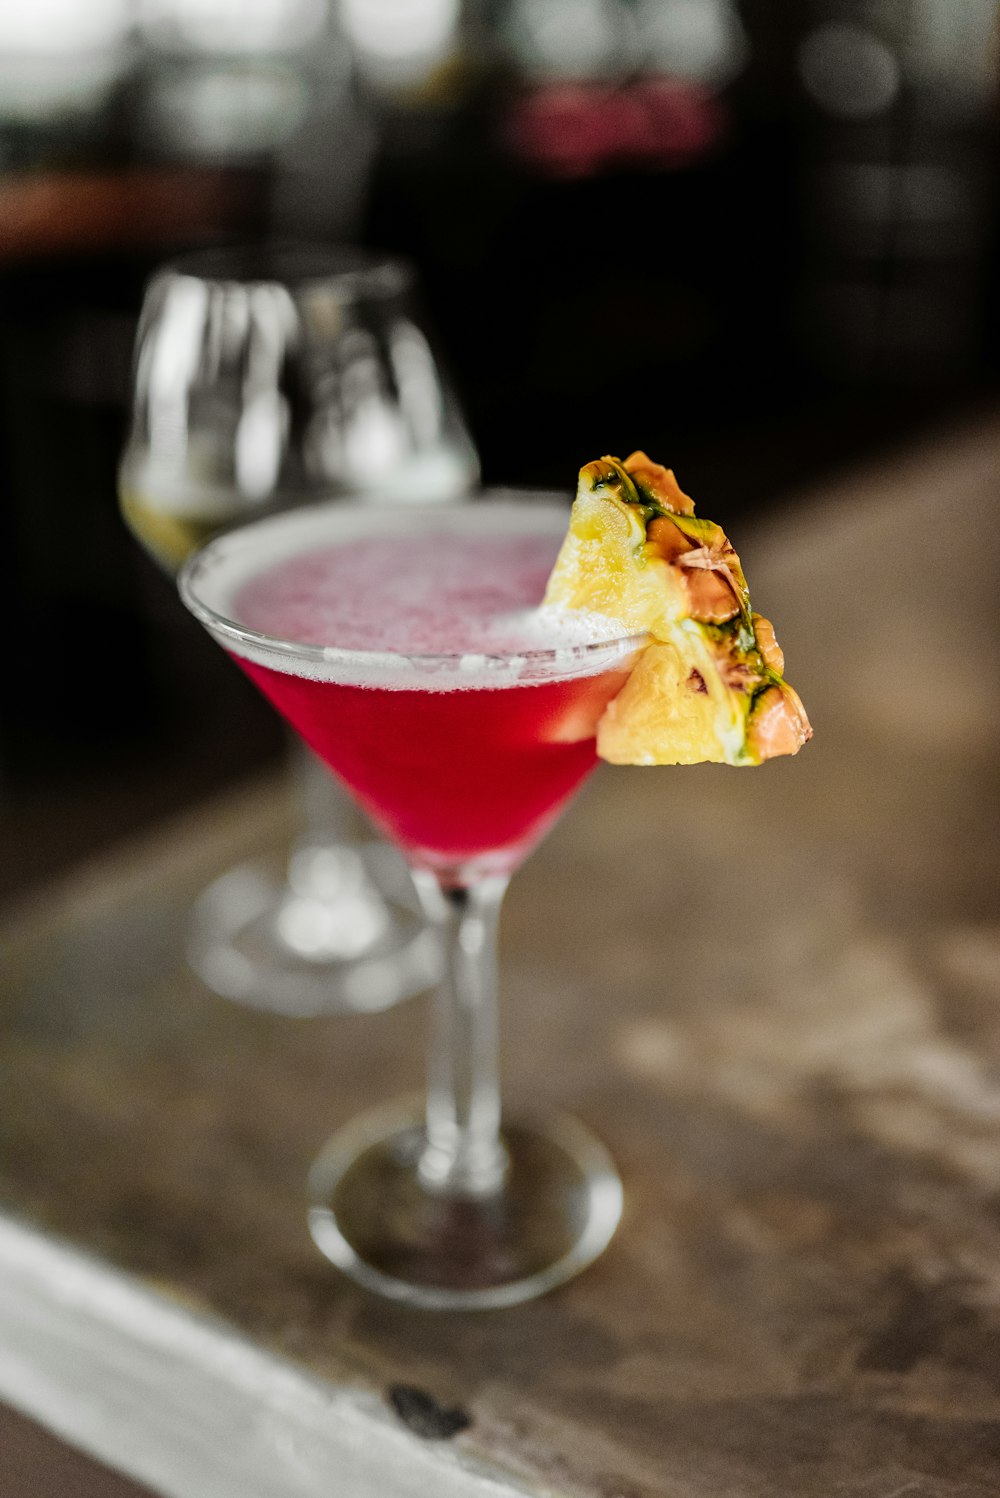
[120,242,478,1014]
[180,499,642,1308]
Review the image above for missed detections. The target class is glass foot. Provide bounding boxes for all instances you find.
[307,1098,623,1309]
[187,843,440,1016]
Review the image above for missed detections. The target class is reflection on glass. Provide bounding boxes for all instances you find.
[121,246,477,573]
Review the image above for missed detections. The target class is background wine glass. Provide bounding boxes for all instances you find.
[119,242,479,1014]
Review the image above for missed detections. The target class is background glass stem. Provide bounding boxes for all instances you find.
[290,737,357,849]
[412,871,509,1198]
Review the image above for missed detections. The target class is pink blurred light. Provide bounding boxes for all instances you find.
[503,78,727,178]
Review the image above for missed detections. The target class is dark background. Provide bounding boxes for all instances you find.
[2,0,998,901]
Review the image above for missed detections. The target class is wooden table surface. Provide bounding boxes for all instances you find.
[1,416,998,1498]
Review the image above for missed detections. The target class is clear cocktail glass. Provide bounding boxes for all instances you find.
[180,500,643,1308]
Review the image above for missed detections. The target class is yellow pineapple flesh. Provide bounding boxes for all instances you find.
[544,452,811,765]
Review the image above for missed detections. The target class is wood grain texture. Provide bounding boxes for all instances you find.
[0,1405,157,1498]
[1,415,999,1497]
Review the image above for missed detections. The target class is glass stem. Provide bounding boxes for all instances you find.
[289,735,356,849]
[411,871,510,1198]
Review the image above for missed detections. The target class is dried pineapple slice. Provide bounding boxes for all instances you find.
[544,452,811,765]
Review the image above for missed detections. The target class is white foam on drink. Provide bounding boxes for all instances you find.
[498,604,627,647]
[182,500,638,690]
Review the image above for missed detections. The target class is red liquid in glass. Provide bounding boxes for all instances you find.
[231,531,630,875]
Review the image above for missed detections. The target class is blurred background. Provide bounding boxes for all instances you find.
[2,0,998,902]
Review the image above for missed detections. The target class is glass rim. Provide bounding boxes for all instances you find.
[178,496,646,676]
[154,240,414,300]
